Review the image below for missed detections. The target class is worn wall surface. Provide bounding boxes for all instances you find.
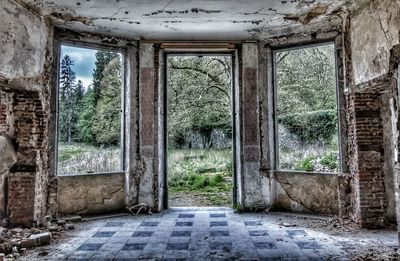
[274,172,338,215]
[240,43,270,208]
[0,0,53,226]
[351,0,400,85]
[0,0,49,83]
[58,173,125,215]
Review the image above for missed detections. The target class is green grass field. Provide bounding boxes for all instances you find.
[58,143,121,175]
[167,149,233,206]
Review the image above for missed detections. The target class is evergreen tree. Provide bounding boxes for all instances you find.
[92,51,120,101]
[92,57,122,145]
[75,80,85,106]
[76,86,96,143]
[59,55,77,144]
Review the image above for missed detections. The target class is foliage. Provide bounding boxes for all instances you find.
[168,149,232,193]
[92,57,122,145]
[59,55,79,143]
[320,151,339,170]
[276,44,337,115]
[76,87,96,143]
[92,51,120,100]
[59,50,122,147]
[294,156,314,172]
[167,56,232,149]
[276,44,339,172]
[278,110,337,144]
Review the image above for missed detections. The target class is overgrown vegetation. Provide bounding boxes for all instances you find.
[276,44,339,172]
[168,149,232,206]
[58,47,122,174]
[167,56,232,149]
[58,143,120,175]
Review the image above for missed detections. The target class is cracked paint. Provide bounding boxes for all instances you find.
[18,0,347,40]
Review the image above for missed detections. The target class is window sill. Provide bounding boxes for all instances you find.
[57,171,126,177]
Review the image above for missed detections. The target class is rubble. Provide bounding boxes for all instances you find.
[0,220,75,257]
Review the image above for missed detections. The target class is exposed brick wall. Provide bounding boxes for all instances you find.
[348,92,386,227]
[0,89,48,226]
[8,171,36,226]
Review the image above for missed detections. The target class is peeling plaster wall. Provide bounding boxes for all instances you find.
[351,0,400,85]
[0,0,54,226]
[0,0,49,82]
[58,174,125,215]
[20,0,346,41]
[381,93,397,221]
[274,172,339,215]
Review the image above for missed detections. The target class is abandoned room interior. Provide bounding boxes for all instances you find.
[1,0,400,260]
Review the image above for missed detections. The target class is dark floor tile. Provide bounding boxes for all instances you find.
[296,241,322,249]
[77,243,103,251]
[122,243,147,250]
[172,231,191,237]
[253,242,277,249]
[166,243,189,250]
[178,213,195,218]
[210,221,228,227]
[209,242,232,251]
[249,230,269,237]
[210,231,230,237]
[132,231,154,237]
[140,221,159,227]
[287,230,308,237]
[105,222,125,227]
[92,231,116,237]
[210,213,226,218]
[175,222,193,227]
[244,221,262,226]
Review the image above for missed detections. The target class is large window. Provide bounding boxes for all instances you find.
[275,43,339,173]
[57,45,123,175]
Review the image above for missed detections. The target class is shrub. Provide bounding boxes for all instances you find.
[320,151,339,170]
[294,156,314,172]
[278,110,337,144]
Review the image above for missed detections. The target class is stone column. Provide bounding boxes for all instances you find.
[240,43,270,208]
[137,43,157,209]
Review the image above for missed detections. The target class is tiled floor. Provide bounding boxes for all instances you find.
[22,208,398,260]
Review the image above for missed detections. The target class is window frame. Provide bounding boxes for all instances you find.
[55,40,127,176]
[272,41,341,175]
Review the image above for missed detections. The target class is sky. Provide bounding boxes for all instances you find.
[60,45,97,89]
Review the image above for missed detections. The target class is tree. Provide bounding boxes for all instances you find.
[59,55,77,144]
[167,56,232,148]
[76,86,96,143]
[92,51,120,101]
[92,57,122,145]
[276,44,337,115]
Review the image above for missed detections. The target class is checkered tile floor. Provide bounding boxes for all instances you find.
[21,208,397,260]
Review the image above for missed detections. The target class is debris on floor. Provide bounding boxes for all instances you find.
[19,209,399,260]
[0,218,76,260]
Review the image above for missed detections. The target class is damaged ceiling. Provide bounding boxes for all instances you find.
[19,0,348,40]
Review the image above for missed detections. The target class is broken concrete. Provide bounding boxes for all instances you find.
[274,171,339,215]
[57,173,125,216]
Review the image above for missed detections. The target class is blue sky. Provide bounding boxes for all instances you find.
[60,45,97,88]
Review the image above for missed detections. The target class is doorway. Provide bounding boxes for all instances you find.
[165,54,234,207]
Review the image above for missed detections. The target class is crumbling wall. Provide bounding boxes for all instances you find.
[274,172,339,214]
[351,0,400,85]
[0,0,53,226]
[346,0,400,228]
[58,173,125,215]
